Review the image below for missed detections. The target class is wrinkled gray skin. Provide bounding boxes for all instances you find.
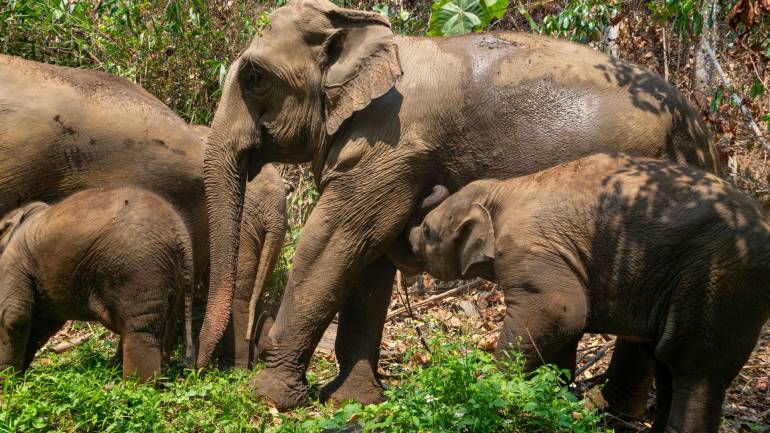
[410,153,770,433]
[0,188,193,381]
[0,55,287,368]
[200,0,718,409]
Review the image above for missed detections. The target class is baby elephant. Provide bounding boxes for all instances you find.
[0,188,193,381]
[410,153,770,433]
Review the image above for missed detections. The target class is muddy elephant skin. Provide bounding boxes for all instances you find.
[0,56,288,368]
[200,0,718,409]
[410,153,770,433]
[0,188,194,381]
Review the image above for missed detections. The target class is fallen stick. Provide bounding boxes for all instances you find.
[576,338,616,377]
[386,278,485,320]
[50,334,92,354]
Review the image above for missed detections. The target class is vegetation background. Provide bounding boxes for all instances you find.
[0,0,768,431]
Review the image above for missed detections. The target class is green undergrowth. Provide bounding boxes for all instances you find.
[278,337,609,433]
[1,330,608,433]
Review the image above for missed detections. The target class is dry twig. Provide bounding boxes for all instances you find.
[49,334,92,354]
[386,278,485,320]
[576,338,616,377]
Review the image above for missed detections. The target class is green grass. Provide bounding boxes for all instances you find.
[1,334,268,432]
[1,330,609,433]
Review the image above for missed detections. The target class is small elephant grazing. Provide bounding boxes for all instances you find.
[409,153,770,433]
[0,56,288,368]
[0,188,194,381]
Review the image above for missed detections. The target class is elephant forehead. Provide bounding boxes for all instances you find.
[266,1,332,46]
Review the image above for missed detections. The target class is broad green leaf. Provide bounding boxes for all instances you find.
[480,0,509,22]
[429,0,484,36]
[372,4,389,17]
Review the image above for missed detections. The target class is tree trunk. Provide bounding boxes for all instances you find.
[693,0,721,107]
[602,22,620,58]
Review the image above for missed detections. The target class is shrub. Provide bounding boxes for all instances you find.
[0,0,267,124]
[279,335,609,433]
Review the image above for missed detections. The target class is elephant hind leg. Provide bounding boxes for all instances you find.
[122,331,162,382]
[320,255,394,405]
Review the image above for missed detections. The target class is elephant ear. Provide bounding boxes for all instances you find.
[0,204,43,254]
[456,202,496,276]
[321,6,402,135]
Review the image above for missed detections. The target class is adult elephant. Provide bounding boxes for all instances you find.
[0,55,287,368]
[198,0,717,410]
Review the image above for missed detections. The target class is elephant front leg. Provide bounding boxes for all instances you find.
[659,375,729,433]
[23,317,65,370]
[122,331,162,382]
[595,340,656,418]
[222,235,260,369]
[0,273,35,376]
[495,264,587,373]
[251,168,420,410]
[222,297,253,369]
[320,255,395,405]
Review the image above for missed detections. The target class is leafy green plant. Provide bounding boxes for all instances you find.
[0,0,263,124]
[428,0,509,36]
[372,2,424,34]
[518,0,621,43]
[648,0,705,36]
[1,334,266,432]
[279,335,609,433]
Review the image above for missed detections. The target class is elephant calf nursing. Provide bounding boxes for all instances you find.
[3,0,769,431]
[410,153,770,433]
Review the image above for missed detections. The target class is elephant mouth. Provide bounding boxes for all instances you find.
[259,124,272,154]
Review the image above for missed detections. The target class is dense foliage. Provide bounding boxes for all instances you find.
[280,337,608,433]
[0,0,265,124]
[0,330,607,432]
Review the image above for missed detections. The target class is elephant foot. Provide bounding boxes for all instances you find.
[251,368,309,410]
[320,365,385,405]
[584,385,648,419]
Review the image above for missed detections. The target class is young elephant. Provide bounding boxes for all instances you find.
[409,153,770,433]
[0,188,193,381]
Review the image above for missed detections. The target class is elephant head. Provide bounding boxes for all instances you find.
[409,182,498,281]
[0,202,48,256]
[197,0,402,365]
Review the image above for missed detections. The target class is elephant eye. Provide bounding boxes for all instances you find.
[240,61,269,94]
[422,224,432,240]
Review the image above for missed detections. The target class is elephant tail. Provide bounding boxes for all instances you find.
[245,223,286,342]
[166,230,195,368]
[181,237,196,368]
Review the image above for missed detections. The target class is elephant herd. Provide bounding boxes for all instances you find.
[1,0,768,432]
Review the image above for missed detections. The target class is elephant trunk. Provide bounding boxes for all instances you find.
[245,222,286,341]
[196,56,265,367]
[419,185,449,214]
[197,133,252,367]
